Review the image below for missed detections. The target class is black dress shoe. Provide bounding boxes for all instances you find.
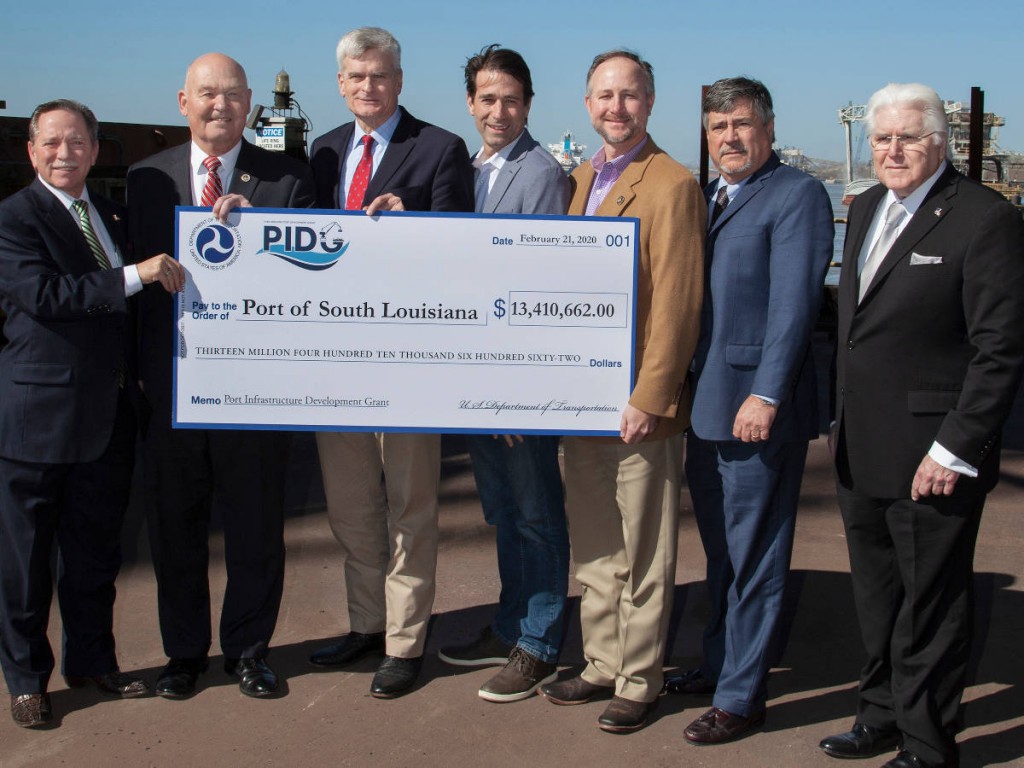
[310,632,385,667]
[663,667,716,696]
[11,693,52,728]
[882,750,958,768]
[820,722,901,759]
[683,706,766,745]
[597,696,657,733]
[155,657,208,699]
[370,655,423,699]
[225,657,279,698]
[65,671,151,698]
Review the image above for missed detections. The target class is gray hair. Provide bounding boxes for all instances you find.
[29,99,99,142]
[865,83,949,151]
[336,27,402,71]
[585,50,654,98]
[702,76,774,129]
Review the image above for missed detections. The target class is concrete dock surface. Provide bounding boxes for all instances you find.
[1,433,1022,768]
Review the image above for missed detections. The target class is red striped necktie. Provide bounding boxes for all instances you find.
[201,156,223,207]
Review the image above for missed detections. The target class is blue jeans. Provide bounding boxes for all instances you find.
[467,435,568,663]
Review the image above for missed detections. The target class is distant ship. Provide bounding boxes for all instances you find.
[548,131,586,173]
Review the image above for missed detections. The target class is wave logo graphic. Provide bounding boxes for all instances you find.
[258,222,348,271]
[188,220,241,270]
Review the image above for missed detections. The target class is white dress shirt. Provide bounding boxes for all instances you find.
[188,140,243,206]
[472,131,522,211]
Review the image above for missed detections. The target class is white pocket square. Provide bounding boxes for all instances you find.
[910,253,943,265]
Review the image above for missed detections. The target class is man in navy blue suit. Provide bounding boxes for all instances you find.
[666,77,833,745]
[307,26,474,699]
[0,99,184,727]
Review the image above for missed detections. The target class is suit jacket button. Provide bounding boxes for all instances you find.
[847,341,855,350]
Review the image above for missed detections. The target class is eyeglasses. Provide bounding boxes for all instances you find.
[870,132,939,150]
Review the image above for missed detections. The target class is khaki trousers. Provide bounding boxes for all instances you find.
[563,433,682,702]
[316,432,440,658]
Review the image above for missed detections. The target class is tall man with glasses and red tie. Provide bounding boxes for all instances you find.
[306,27,473,700]
[820,83,1024,768]
[0,99,184,727]
[127,53,315,701]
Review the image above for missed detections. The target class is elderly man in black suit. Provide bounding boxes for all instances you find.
[0,99,184,727]
[306,26,474,699]
[127,53,315,700]
[820,83,1024,768]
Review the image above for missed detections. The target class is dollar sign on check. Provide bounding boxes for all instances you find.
[493,298,506,319]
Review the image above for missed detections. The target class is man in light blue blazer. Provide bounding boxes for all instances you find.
[437,45,571,704]
[668,77,833,745]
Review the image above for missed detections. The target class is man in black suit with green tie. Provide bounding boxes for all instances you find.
[0,99,184,727]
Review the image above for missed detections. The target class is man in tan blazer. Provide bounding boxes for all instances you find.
[539,49,704,733]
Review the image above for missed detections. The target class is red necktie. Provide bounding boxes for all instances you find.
[346,135,374,210]
[201,156,223,207]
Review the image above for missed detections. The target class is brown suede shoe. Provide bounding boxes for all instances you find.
[540,675,614,705]
[478,647,557,703]
[11,693,52,728]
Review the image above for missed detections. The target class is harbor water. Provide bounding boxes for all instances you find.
[825,181,848,286]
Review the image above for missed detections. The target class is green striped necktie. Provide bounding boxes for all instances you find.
[71,199,112,270]
[71,199,124,386]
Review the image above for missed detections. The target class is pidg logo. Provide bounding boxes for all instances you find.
[189,220,241,270]
[258,222,349,270]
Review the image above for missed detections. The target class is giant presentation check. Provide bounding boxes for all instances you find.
[174,208,638,435]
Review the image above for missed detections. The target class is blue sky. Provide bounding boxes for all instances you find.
[3,0,1022,167]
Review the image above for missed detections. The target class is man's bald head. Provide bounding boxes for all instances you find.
[179,52,252,157]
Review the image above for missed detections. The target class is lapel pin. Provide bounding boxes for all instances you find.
[112,214,121,221]
[616,195,625,205]
[240,173,251,182]
[933,207,942,217]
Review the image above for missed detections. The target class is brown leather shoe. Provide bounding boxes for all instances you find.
[540,675,614,705]
[683,706,765,745]
[597,696,657,733]
[65,671,151,698]
[11,693,52,728]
